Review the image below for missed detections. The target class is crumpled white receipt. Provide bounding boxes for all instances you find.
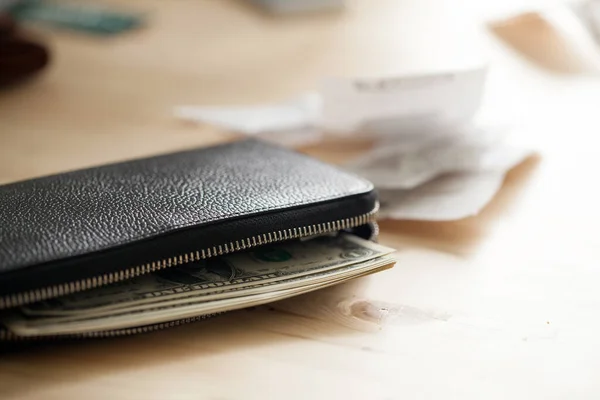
[174,92,322,147]
[319,66,487,134]
[345,123,531,190]
[567,0,600,42]
[376,171,508,221]
[346,123,533,220]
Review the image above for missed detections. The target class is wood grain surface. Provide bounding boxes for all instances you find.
[1,1,600,399]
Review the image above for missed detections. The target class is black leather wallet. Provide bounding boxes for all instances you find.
[0,139,379,339]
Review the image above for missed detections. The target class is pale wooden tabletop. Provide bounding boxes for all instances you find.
[2,1,600,399]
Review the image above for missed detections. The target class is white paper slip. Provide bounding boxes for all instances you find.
[570,0,600,45]
[377,171,507,221]
[319,65,488,135]
[345,123,531,190]
[174,92,322,146]
[348,119,533,220]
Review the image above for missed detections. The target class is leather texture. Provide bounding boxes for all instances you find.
[0,139,373,278]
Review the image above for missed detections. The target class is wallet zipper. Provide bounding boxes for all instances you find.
[0,204,379,311]
[0,208,379,341]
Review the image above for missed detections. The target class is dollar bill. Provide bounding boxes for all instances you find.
[21,234,394,317]
[4,257,395,336]
[13,252,394,326]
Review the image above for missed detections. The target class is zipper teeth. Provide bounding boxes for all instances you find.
[0,205,378,310]
[0,313,221,342]
[369,221,380,241]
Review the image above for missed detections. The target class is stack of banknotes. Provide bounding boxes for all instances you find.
[0,234,395,338]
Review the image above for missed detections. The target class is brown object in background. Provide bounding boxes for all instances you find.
[0,13,50,86]
[490,11,598,74]
[0,12,16,36]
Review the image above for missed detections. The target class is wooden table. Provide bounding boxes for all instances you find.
[2,1,600,398]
